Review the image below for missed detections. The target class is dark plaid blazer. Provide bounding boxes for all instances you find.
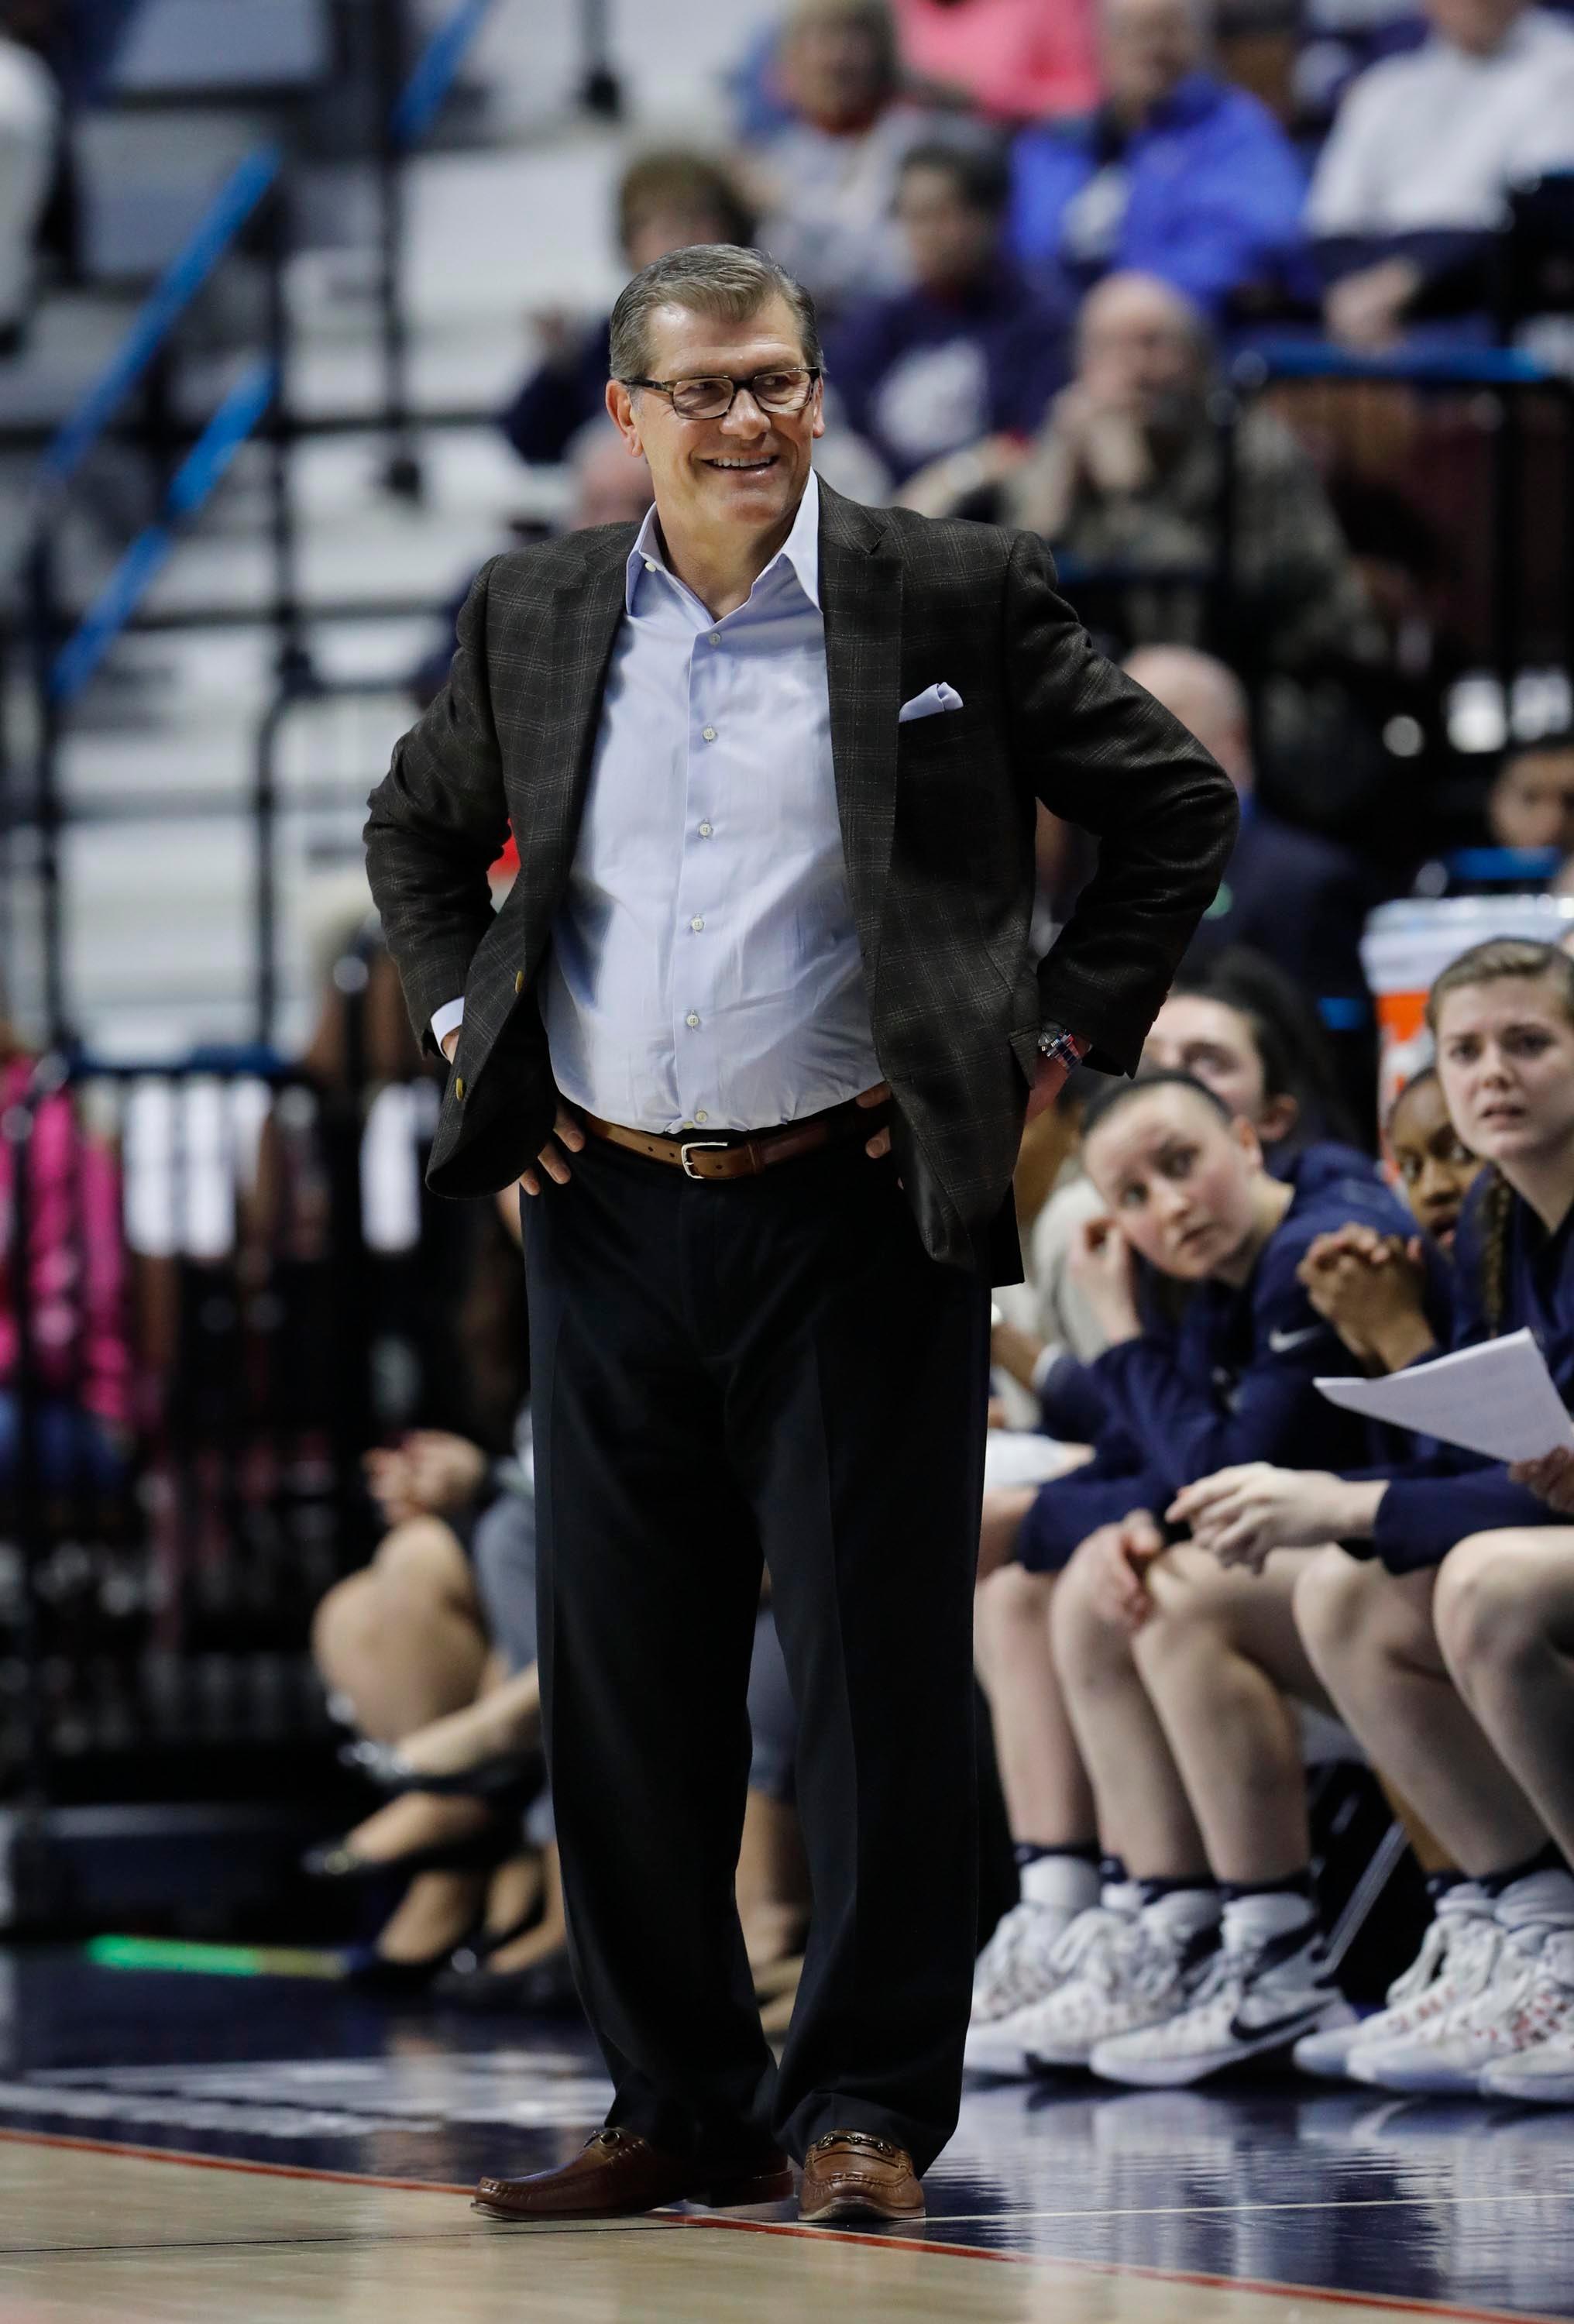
[365,480,1237,1277]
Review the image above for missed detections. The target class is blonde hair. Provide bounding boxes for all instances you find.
[1425,937,1574,1332]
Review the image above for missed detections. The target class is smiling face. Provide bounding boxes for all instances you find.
[606,292,823,558]
[1143,994,1297,1146]
[1084,1084,1263,1282]
[1387,1074,1483,1247]
[1433,974,1574,1173]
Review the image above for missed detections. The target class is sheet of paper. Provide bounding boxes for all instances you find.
[1315,1329,1574,1464]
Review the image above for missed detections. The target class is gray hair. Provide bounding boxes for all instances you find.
[609,245,822,384]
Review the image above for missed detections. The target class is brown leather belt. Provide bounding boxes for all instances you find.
[579,1098,877,1181]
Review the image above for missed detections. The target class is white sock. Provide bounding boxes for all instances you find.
[1221,1886,1316,1953]
[1493,1865,1574,1934]
[1101,1875,1143,1917]
[1139,1886,1222,1939]
[1019,1851,1102,1915]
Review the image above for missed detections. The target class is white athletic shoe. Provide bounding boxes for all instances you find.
[1355,1921,1574,2097]
[970,1897,1081,2024]
[1294,1887,1500,2082]
[964,1900,1136,2077]
[1091,1923,1354,2088]
[1008,1908,1219,2071]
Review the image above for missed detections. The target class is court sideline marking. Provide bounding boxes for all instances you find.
[0,2123,1562,2324]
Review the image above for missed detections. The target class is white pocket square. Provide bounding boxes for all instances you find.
[899,681,964,724]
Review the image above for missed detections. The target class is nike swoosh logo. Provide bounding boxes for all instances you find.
[1268,1326,1325,1355]
[1229,2003,1330,2044]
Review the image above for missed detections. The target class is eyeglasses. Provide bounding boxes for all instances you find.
[617,366,821,421]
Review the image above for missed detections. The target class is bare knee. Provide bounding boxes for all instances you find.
[311,1569,381,1688]
[1050,1534,1139,1694]
[1294,1548,1436,1688]
[1435,1534,1548,1690]
[371,1514,476,1611]
[975,1560,1054,1678]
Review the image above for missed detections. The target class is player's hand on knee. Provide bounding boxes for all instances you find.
[519,1105,586,1197]
[1088,1511,1163,1630]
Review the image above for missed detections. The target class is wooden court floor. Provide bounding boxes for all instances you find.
[0,1951,1570,2324]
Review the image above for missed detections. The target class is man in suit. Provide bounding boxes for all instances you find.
[365,243,1235,2226]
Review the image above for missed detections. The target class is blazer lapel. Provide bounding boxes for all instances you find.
[819,480,902,988]
[510,528,631,949]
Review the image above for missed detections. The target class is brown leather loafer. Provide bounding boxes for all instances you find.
[798,2130,925,2223]
[473,2126,795,2220]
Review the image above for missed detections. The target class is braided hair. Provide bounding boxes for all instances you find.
[1425,937,1574,1336]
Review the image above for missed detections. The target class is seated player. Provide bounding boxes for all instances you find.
[1175,938,1574,2096]
[1297,1064,1483,1375]
[967,1070,1420,2076]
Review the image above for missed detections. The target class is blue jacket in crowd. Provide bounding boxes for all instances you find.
[1365,1173,1574,1572]
[1017,1158,1420,1573]
[1008,74,1308,320]
[824,263,1067,484]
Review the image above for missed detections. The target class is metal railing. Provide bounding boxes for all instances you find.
[0,1033,473,1820]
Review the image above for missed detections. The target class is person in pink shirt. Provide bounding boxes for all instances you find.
[0,1043,132,1491]
[895,0,1098,122]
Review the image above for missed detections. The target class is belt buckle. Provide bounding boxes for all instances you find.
[679,1139,730,1180]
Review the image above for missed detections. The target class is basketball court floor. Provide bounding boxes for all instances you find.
[0,1951,1569,2322]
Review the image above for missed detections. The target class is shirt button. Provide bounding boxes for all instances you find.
[690,916,704,932]
[701,726,717,743]
[695,1110,709,1123]
[685,1012,701,1029]
[708,632,720,647]
[644,559,657,572]
[698,821,713,837]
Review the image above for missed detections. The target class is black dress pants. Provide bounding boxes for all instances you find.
[522,1129,991,2174]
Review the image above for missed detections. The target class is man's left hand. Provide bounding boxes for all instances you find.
[1026,1048,1074,1122]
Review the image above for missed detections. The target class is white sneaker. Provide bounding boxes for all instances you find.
[1294,1887,1499,2082]
[1010,1907,1219,2071]
[1091,1923,1353,2088]
[1359,1921,1574,2097]
[964,1900,1136,2077]
[970,1897,1080,2024]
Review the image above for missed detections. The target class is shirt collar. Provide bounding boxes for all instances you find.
[625,471,821,617]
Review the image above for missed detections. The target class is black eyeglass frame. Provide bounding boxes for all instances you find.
[616,366,823,419]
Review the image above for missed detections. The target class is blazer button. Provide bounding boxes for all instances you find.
[514,969,524,995]
[454,1075,465,1100]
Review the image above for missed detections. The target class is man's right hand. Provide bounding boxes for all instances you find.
[519,1105,586,1197]
[442,1030,584,1196]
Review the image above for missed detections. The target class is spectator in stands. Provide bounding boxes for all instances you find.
[999,273,1373,675]
[967,1071,1416,2081]
[1307,0,1574,351]
[825,142,1066,486]
[1177,937,1574,2094]
[893,0,1098,122]
[1125,645,1374,1022]
[501,151,754,469]
[1487,734,1574,867]
[411,421,655,710]
[0,1022,131,1491]
[741,0,960,317]
[0,21,54,350]
[1008,0,1308,322]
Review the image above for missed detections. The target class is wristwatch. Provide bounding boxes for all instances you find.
[1037,1023,1089,1074]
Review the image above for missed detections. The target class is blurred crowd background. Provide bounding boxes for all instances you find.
[0,0,1570,2086]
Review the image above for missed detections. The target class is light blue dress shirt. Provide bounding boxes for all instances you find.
[435,475,882,1135]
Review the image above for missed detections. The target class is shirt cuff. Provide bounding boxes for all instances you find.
[431,998,466,1047]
